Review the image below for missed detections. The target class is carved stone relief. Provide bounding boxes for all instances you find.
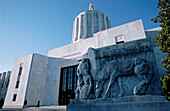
[95,57,153,98]
[75,58,95,100]
[75,57,154,100]
[74,40,164,100]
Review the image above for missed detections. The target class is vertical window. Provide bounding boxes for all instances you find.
[6,78,10,88]
[1,72,6,88]
[59,65,78,105]
[15,63,23,89]
[62,69,67,91]
[68,67,73,90]
[1,81,4,88]
[74,67,77,91]
[12,94,17,101]
[6,71,11,88]
[18,63,23,76]
[15,81,20,88]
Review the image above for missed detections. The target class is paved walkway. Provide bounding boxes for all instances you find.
[0,106,66,111]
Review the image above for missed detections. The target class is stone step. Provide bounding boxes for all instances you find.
[0,106,66,111]
[68,96,170,111]
[70,95,166,104]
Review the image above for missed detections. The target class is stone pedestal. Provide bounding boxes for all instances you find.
[67,95,170,111]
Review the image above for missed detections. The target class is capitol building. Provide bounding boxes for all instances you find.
[1,4,165,108]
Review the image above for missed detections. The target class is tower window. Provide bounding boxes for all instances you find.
[115,35,124,44]
[12,94,17,101]
[1,72,6,88]
[18,63,23,75]
[15,63,23,89]
[15,81,20,88]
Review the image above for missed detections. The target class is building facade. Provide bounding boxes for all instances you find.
[0,71,11,100]
[3,6,166,108]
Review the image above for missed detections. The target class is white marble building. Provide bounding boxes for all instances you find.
[0,71,11,100]
[2,5,165,108]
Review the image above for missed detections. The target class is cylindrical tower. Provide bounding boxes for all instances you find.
[72,6,111,43]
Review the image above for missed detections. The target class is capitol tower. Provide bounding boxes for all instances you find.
[72,3,111,42]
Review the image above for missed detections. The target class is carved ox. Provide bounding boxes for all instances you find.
[95,57,153,98]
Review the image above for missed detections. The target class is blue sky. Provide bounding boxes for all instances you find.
[0,0,160,72]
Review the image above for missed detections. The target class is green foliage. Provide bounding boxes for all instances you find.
[151,0,170,100]
[161,74,170,100]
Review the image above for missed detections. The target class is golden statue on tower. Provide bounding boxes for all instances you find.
[89,3,94,10]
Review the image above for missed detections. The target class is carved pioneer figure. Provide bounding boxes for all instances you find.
[75,58,95,100]
[75,73,83,99]
[96,57,153,98]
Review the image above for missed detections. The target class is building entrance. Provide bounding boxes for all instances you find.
[58,65,78,105]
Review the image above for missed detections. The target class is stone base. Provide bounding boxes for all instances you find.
[67,95,170,111]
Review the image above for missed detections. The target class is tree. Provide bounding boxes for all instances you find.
[151,0,170,100]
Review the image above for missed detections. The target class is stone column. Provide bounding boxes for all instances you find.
[104,14,107,30]
[72,21,75,42]
[75,17,79,41]
[84,12,87,39]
